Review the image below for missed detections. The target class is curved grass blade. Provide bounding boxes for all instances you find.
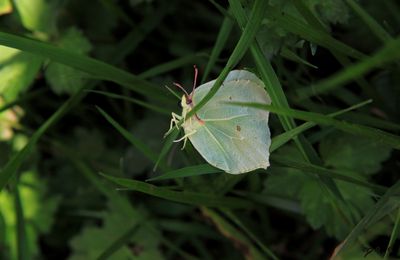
[275,11,366,60]
[230,102,400,150]
[344,0,392,43]
[0,31,167,102]
[271,156,387,195]
[187,0,268,118]
[201,16,234,83]
[280,47,318,69]
[222,210,279,260]
[333,180,400,256]
[139,51,207,80]
[97,222,141,260]
[100,173,253,209]
[90,91,170,115]
[147,164,221,182]
[295,38,400,100]
[384,208,400,259]
[14,180,29,260]
[271,100,372,152]
[0,91,83,192]
[96,107,169,171]
[200,207,267,259]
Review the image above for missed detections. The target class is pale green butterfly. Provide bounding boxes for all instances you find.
[167,67,271,174]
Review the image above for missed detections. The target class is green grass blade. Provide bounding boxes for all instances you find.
[230,102,400,150]
[292,0,380,101]
[200,207,266,259]
[344,0,392,43]
[271,156,387,195]
[270,100,372,152]
[280,47,318,69]
[139,51,207,80]
[222,210,279,260]
[0,31,168,102]
[276,11,366,60]
[14,181,29,260]
[97,222,141,260]
[201,16,234,83]
[0,91,84,192]
[96,107,168,171]
[89,90,170,115]
[147,164,221,182]
[295,38,400,100]
[334,180,400,256]
[187,0,268,118]
[384,208,400,259]
[100,173,253,209]
[154,127,179,171]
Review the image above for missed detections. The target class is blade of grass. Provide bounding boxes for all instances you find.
[344,0,392,43]
[187,0,269,118]
[222,210,279,260]
[201,16,234,83]
[270,99,372,152]
[275,11,366,60]
[138,51,208,80]
[14,180,29,260]
[292,0,381,102]
[147,164,221,182]
[97,222,142,260]
[280,47,318,69]
[384,208,400,259]
[96,107,169,171]
[0,91,84,192]
[100,173,253,209]
[230,102,400,150]
[90,91,170,115]
[0,31,169,103]
[334,180,400,256]
[271,156,387,195]
[200,207,266,259]
[295,38,400,100]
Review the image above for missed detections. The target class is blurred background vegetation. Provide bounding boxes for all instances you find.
[0,0,399,259]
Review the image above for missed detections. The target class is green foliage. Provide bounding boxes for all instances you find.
[0,0,399,258]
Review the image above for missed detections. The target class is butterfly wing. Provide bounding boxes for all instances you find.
[183,70,271,174]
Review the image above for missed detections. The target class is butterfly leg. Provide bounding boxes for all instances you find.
[164,112,182,137]
[174,129,197,150]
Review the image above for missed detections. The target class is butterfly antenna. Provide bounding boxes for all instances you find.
[191,65,198,99]
[173,82,190,98]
